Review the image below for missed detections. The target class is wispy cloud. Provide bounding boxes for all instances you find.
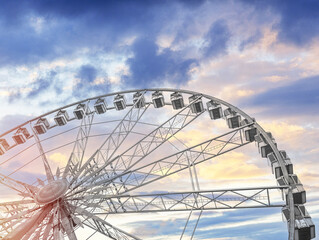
[0,1,318,239]
[123,38,198,88]
[202,19,231,58]
[244,75,319,116]
[240,0,319,46]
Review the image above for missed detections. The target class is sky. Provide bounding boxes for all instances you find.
[0,0,319,239]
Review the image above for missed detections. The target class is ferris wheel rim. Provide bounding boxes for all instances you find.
[0,87,310,239]
[0,87,271,137]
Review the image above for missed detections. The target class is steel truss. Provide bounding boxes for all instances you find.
[70,204,141,240]
[69,124,251,200]
[70,95,204,195]
[64,101,95,176]
[0,88,315,240]
[69,93,150,186]
[0,173,39,198]
[73,186,288,214]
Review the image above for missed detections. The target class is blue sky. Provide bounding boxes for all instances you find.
[0,0,319,239]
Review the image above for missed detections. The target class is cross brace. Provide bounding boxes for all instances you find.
[79,186,288,215]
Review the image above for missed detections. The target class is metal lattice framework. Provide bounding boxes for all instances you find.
[0,88,315,240]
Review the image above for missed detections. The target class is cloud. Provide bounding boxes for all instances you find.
[199,152,266,180]
[239,31,262,51]
[73,64,110,98]
[255,120,319,163]
[9,0,204,22]
[3,70,60,104]
[48,152,68,165]
[241,0,319,46]
[0,0,205,67]
[174,129,210,146]
[202,19,231,58]
[7,90,22,103]
[273,0,319,46]
[199,211,287,239]
[244,75,319,116]
[116,208,287,240]
[123,38,198,88]
[0,114,31,134]
[76,65,97,87]
[0,22,60,66]
[27,70,57,98]
[0,2,318,239]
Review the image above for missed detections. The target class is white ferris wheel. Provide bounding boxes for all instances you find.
[0,89,315,240]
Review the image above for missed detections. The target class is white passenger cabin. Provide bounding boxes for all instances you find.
[73,104,86,120]
[114,94,126,110]
[152,91,165,108]
[12,128,30,144]
[33,118,50,135]
[54,110,69,126]
[170,92,184,110]
[207,100,223,120]
[94,98,107,114]
[188,95,204,114]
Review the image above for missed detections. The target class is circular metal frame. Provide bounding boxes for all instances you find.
[0,88,314,240]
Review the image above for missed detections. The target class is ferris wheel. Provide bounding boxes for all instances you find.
[0,88,315,240]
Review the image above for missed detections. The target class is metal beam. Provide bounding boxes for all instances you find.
[70,204,141,240]
[69,93,150,186]
[30,123,55,182]
[2,204,52,240]
[69,125,251,199]
[76,186,288,214]
[71,96,205,195]
[0,173,39,198]
[64,101,95,177]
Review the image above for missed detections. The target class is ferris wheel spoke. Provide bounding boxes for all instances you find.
[51,203,64,240]
[65,168,156,199]
[0,172,39,198]
[190,208,202,240]
[0,205,40,226]
[63,101,95,177]
[66,128,245,200]
[180,200,196,240]
[1,217,24,235]
[60,208,78,240]
[29,223,45,240]
[67,93,150,184]
[1,89,316,239]
[0,208,38,234]
[70,97,205,194]
[0,199,35,208]
[168,134,201,191]
[42,213,54,240]
[69,204,141,240]
[21,213,46,240]
[74,124,251,198]
[3,204,52,240]
[114,126,247,195]
[106,96,204,174]
[30,122,55,183]
[85,186,287,215]
[91,92,149,165]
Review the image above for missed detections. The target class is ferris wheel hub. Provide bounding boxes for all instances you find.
[35,179,68,204]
